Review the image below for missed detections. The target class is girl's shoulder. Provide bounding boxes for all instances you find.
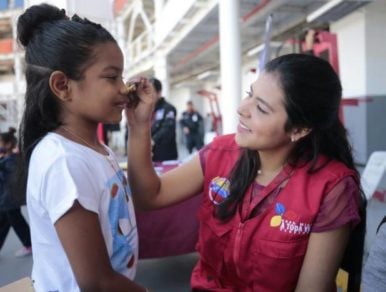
[31,133,106,169]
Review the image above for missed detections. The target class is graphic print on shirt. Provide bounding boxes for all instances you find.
[270,202,311,235]
[209,176,230,204]
[107,169,137,273]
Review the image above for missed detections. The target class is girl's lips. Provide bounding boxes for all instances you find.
[115,101,127,109]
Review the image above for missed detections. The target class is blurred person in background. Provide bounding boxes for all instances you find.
[180,100,204,154]
[150,77,178,162]
[0,127,32,257]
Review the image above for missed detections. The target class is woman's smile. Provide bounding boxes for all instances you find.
[237,121,250,133]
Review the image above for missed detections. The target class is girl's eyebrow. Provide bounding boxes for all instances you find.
[102,65,122,72]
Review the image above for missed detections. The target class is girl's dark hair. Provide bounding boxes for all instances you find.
[218,53,357,220]
[16,3,116,198]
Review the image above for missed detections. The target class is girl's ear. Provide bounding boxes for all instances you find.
[290,127,312,143]
[49,71,70,101]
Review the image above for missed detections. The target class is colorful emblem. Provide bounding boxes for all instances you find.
[209,176,230,205]
[270,202,311,235]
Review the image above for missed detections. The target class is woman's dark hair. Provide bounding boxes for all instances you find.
[16,3,116,198]
[218,53,357,220]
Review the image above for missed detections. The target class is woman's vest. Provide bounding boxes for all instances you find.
[191,134,357,292]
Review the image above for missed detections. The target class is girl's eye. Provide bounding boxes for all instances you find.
[106,76,118,80]
[245,91,252,98]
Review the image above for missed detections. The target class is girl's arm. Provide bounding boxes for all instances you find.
[295,225,350,292]
[126,78,204,210]
[129,133,204,209]
[55,201,146,292]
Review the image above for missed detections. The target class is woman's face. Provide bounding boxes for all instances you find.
[235,72,292,151]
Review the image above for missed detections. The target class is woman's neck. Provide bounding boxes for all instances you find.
[257,146,292,176]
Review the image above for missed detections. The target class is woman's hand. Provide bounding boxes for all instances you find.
[124,76,156,127]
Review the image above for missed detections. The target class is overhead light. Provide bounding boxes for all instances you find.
[307,0,344,22]
[197,71,214,80]
[247,41,282,57]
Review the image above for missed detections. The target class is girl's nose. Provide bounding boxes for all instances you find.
[119,81,129,95]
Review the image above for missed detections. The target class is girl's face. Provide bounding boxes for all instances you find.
[65,42,126,125]
[235,72,292,151]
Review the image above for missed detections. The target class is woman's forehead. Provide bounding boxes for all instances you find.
[252,72,284,103]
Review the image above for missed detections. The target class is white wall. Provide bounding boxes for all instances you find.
[26,0,113,22]
[242,59,259,98]
[27,0,67,10]
[169,86,191,117]
[0,81,16,95]
[331,1,386,165]
[331,10,366,98]
[364,0,386,96]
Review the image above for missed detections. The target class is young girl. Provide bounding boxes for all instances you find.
[0,128,32,257]
[17,4,151,292]
[127,54,362,291]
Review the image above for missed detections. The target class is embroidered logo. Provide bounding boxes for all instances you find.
[270,202,311,235]
[209,176,230,205]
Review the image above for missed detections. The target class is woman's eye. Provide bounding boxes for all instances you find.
[257,105,268,114]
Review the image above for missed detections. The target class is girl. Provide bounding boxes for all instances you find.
[0,128,32,257]
[127,54,362,291]
[17,4,151,292]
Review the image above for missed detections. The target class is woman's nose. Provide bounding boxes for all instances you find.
[237,99,251,118]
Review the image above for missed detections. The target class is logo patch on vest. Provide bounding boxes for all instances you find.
[209,177,230,205]
[270,202,311,235]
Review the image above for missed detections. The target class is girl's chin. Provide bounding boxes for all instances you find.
[107,116,123,124]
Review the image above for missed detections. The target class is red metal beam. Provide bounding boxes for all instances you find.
[242,0,271,22]
[178,35,219,66]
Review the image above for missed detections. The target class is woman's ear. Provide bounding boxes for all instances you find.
[49,71,70,101]
[290,128,312,143]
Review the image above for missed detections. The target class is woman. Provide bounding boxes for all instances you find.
[126,54,361,291]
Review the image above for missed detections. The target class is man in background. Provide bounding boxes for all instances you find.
[150,78,178,161]
[180,101,204,154]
